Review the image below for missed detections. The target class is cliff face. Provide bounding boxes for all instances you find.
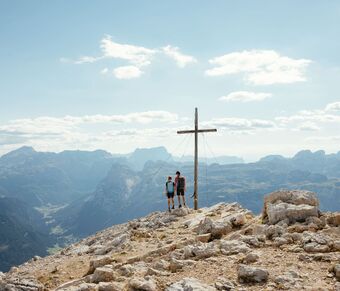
[0,190,339,291]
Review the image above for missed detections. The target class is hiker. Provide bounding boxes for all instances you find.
[165,176,175,212]
[175,171,186,208]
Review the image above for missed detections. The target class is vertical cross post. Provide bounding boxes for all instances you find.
[194,108,198,210]
[177,108,217,210]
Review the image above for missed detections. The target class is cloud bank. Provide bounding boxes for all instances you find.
[219,91,272,102]
[206,50,311,85]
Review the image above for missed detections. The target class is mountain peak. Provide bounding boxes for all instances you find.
[0,190,339,290]
[1,146,36,159]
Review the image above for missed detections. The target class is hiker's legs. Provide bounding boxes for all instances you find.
[167,198,170,208]
[182,195,186,206]
[177,194,181,206]
[171,197,175,208]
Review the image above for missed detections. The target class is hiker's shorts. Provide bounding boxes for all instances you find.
[167,192,174,198]
[177,189,185,196]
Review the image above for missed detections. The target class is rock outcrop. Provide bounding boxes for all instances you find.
[262,190,319,224]
[0,189,339,291]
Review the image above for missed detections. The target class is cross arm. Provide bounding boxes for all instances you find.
[177,129,217,134]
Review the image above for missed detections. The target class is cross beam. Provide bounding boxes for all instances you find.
[177,108,217,210]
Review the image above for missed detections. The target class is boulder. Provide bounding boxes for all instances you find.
[303,233,333,253]
[118,264,135,277]
[240,235,264,248]
[229,213,247,227]
[171,208,190,217]
[92,266,115,283]
[98,282,125,291]
[196,233,211,243]
[220,240,250,255]
[241,252,259,264]
[183,242,219,259]
[0,278,44,291]
[215,277,235,291]
[166,277,215,291]
[89,255,113,273]
[169,258,195,272]
[196,217,232,239]
[327,213,340,227]
[304,242,330,253]
[263,190,319,225]
[265,224,286,239]
[333,241,340,251]
[238,265,269,283]
[274,271,301,290]
[153,259,170,271]
[264,190,319,207]
[128,278,157,291]
[333,264,340,281]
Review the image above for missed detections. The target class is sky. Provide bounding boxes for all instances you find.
[1,1,340,161]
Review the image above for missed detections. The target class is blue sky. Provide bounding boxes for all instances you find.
[1,1,340,161]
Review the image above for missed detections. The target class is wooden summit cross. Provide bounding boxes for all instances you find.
[177,108,217,210]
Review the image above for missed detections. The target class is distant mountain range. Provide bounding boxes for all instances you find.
[0,146,340,271]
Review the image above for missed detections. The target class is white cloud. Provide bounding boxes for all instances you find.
[0,111,179,136]
[100,35,156,67]
[277,102,340,125]
[204,117,276,132]
[162,45,197,68]
[298,122,320,131]
[325,101,340,112]
[74,56,101,64]
[206,50,311,85]
[113,66,143,79]
[62,36,197,79]
[0,111,183,155]
[219,91,272,102]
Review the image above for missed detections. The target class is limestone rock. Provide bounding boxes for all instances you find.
[166,277,216,291]
[92,266,115,283]
[89,255,113,273]
[153,259,170,271]
[333,264,340,281]
[220,240,250,255]
[169,258,195,272]
[183,242,219,259]
[326,212,340,226]
[274,271,301,290]
[265,224,286,240]
[196,233,211,243]
[118,264,135,277]
[171,207,190,217]
[128,278,157,291]
[98,281,125,291]
[241,235,264,248]
[241,252,259,264]
[333,240,340,251]
[238,265,269,283]
[215,277,235,290]
[196,217,232,239]
[0,278,44,291]
[263,190,319,225]
[229,213,247,227]
[303,233,333,253]
[304,242,330,253]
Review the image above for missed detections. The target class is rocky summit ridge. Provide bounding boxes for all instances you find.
[0,190,339,291]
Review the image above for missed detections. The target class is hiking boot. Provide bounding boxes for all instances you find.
[168,207,171,213]
[172,205,175,210]
[179,204,182,208]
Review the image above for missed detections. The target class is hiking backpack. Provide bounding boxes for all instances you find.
[177,177,185,190]
[166,181,174,193]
